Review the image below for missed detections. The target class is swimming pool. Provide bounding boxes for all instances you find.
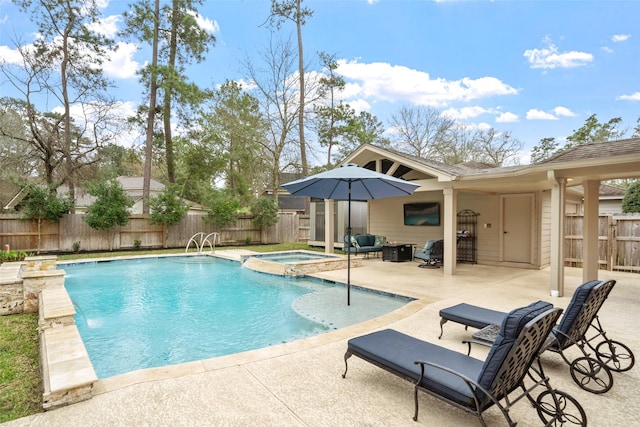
[62,256,410,378]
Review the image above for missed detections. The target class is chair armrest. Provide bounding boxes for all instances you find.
[413,359,500,409]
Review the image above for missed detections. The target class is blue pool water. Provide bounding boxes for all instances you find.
[249,251,339,263]
[62,256,409,378]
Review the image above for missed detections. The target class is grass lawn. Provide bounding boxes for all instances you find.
[0,243,326,422]
[0,313,42,423]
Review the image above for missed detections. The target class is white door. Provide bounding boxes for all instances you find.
[502,194,533,263]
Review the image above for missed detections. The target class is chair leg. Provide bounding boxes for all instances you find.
[342,351,352,378]
[438,318,448,339]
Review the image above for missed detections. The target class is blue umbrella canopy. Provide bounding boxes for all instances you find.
[281,164,420,305]
[281,163,420,201]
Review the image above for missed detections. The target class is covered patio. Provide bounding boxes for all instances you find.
[6,254,639,426]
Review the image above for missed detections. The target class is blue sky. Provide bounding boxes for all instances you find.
[1,0,638,165]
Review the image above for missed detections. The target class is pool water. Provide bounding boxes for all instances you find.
[62,256,408,378]
[249,251,339,263]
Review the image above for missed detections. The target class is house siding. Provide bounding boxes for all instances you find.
[458,192,501,263]
[369,192,444,245]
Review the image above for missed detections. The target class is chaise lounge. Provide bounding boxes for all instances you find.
[438,279,635,394]
[342,301,587,425]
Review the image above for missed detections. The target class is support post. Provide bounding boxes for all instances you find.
[324,199,334,254]
[549,174,566,297]
[582,180,600,282]
[443,188,457,275]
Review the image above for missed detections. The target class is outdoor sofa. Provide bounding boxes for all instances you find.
[343,234,386,257]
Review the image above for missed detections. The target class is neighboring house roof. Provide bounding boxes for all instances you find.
[4,176,205,213]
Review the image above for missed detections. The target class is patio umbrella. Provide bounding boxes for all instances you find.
[281,163,420,305]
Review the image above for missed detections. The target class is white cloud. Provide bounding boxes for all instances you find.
[102,42,140,79]
[335,60,518,107]
[86,15,121,38]
[345,98,371,114]
[523,39,593,69]
[601,46,614,54]
[188,11,220,34]
[616,91,640,101]
[612,34,631,42]
[0,45,24,65]
[442,106,491,120]
[526,109,558,120]
[496,112,519,123]
[553,106,576,117]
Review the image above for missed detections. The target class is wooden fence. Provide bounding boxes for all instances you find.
[565,214,640,272]
[0,213,310,253]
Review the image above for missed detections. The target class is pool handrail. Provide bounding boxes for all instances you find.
[185,232,219,254]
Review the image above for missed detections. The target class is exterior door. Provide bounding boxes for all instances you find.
[502,194,533,263]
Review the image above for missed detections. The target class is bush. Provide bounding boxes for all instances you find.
[622,180,640,213]
[0,250,29,264]
[251,197,279,228]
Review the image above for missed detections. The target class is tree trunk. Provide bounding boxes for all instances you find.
[296,0,307,175]
[143,0,161,214]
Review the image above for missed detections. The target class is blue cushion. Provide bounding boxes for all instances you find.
[347,329,485,408]
[476,300,553,392]
[554,280,601,347]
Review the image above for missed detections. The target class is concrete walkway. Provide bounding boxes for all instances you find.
[5,255,640,426]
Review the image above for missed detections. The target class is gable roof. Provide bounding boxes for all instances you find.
[344,139,640,193]
[536,138,640,164]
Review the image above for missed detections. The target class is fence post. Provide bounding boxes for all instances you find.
[609,216,617,271]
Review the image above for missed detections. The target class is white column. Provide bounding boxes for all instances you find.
[549,175,566,297]
[443,188,457,275]
[324,199,334,253]
[582,180,600,282]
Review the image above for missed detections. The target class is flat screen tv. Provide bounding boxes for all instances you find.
[404,202,440,226]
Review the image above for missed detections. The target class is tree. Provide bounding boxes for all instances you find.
[530,137,559,163]
[268,0,313,175]
[565,114,624,148]
[622,181,640,213]
[243,36,302,204]
[14,0,117,209]
[123,0,216,213]
[314,51,350,168]
[192,81,267,203]
[149,184,189,247]
[474,128,523,166]
[333,111,389,164]
[203,189,240,229]
[84,179,134,250]
[20,183,72,254]
[251,197,279,228]
[389,106,455,158]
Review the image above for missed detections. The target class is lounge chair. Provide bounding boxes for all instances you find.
[414,239,443,267]
[342,301,587,426]
[439,279,635,394]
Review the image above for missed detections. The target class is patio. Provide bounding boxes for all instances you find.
[5,254,640,426]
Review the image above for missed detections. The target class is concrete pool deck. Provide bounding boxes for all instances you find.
[5,252,640,426]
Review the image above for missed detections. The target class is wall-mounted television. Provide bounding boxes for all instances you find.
[403,202,440,226]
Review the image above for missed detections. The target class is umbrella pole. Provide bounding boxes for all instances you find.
[347,183,351,306]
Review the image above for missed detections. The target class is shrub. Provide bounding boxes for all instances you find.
[622,180,640,213]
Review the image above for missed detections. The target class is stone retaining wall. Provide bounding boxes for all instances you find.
[1,256,97,410]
